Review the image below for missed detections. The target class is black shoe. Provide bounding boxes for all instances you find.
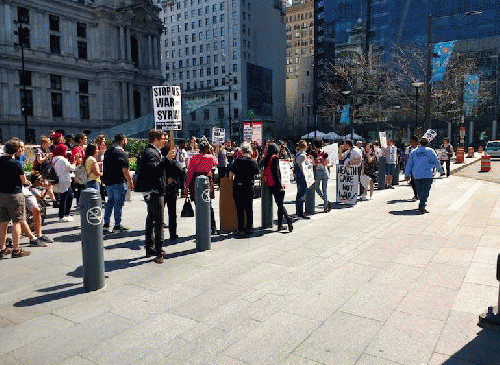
[211,227,217,235]
[170,234,179,242]
[154,256,164,264]
[113,225,129,232]
[29,237,48,247]
[287,218,294,232]
[146,248,166,257]
[297,214,310,220]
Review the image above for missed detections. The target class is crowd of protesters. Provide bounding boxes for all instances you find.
[0,129,448,262]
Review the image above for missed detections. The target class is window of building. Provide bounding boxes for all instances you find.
[50,35,60,54]
[214,66,218,75]
[184,12,188,19]
[20,89,33,116]
[166,74,170,81]
[200,44,203,52]
[51,92,63,117]
[19,70,32,86]
[193,57,197,65]
[50,74,62,90]
[233,108,238,118]
[185,22,188,31]
[179,71,183,80]
[187,82,191,91]
[17,7,29,24]
[192,33,196,41]
[242,12,246,20]
[192,45,197,54]
[200,56,203,64]
[205,5,209,13]
[185,47,189,55]
[233,76,237,84]
[207,79,212,88]
[212,4,217,12]
[49,15,59,31]
[18,26,30,49]
[80,95,89,120]
[131,36,139,66]
[186,70,190,79]
[200,69,203,77]
[233,63,237,72]
[78,41,87,59]
[213,15,217,24]
[78,79,88,93]
[200,80,204,88]
[77,22,87,38]
[206,30,210,39]
[214,78,218,86]
[218,107,224,120]
[233,92,238,100]
[232,50,237,60]
[207,67,211,76]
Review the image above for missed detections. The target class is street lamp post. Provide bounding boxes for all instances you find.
[412,81,424,131]
[424,10,483,131]
[306,104,311,138]
[14,19,29,143]
[224,73,233,141]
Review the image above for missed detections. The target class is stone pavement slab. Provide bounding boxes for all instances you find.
[1,171,500,364]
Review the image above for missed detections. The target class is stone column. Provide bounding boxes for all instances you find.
[469,120,474,144]
[492,119,497,140]
[119,26,125,60]
[151,36,156,68]
[128,82,134,119]
[126,27,132,62]
[147,35,153,67]
[447,121,452,139]
[122,82,129,121]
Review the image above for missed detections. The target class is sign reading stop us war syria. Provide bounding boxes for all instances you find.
[336,165,360,205]
[152,85,182,130]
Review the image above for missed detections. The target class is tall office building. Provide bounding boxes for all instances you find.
[158,0,286,140]
[0,0,163,142]
[284,0,314,136]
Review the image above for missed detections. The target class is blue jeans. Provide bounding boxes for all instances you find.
[414,178,433,209]
[104,183,127,227]
[295,178,307,216]
[86,180,100,192]
[314,168,329,206]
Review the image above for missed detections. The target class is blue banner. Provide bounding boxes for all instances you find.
[431,41,456,83]
[463,74,480,116]
[340,104,350,124]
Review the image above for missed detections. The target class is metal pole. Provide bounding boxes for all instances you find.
[21,40,28,142]
[415,86,419,131]
[425,14,433,130]
[228,74,232,141]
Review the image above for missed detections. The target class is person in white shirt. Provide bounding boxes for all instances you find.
[341,140,362,167]
[384,138,398,188]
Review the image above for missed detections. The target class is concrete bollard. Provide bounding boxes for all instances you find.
[377,155,386,190]
[478,254,500,332]
[393,163,400,186]
[195,175,211,251]
[80,188,105,292]
[305,185,315,215]
[261,183,273,229]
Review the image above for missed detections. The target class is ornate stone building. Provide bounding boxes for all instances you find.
[0,0,163,142]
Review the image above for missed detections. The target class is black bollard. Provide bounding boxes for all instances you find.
[80,188,105,292]
[261,183,273,229]
[478,254,500,332]
[378,155,386,190]
[305,185,315,215]
[195,175,211,251]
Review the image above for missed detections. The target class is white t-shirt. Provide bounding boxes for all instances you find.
[385,145,397,164]
[343,147,362,167]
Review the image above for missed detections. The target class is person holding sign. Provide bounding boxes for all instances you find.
[294,140,311,219]
[440,137,454,177]
[404,137,443,213]
[262,143,293,232]
[229,142,259,236]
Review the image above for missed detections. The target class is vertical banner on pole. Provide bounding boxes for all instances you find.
[152,85,182,130]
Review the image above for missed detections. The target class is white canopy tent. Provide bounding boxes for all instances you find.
[301,131,326,139]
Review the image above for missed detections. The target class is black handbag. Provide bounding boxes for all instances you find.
[42,165,59,185]
[180,197,194,217]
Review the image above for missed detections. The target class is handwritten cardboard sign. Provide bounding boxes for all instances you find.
[336,165,359,205]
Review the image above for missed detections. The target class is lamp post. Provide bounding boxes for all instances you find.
[14,19,29,142]
[306,104,311,138]
[411,81,424,131]
[424,10,483,131]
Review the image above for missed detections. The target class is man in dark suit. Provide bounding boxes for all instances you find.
[135,130,171,264]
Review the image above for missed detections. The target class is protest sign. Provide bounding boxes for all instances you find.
[302,160,315,188]
[322,143,339,166]
[423,129,437,142]
[152,85,182,130]
[379,132,387,148]
[243,122,252,142]
[336,165,359,205]
[212,127,225,145]
[252,121,263,146]
[279,159,292,189]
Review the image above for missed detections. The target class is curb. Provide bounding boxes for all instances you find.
[450,157,481,175]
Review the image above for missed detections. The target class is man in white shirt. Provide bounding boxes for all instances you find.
[384,138,398,188]
[341,140,362,167]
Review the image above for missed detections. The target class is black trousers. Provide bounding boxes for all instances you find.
[145,193,164,256]
[410,174,418,197]
[233,184,253,232]
[441,160,451,176]
[58,188,73,219]
[269,185,290,227]
[164,192,177,238]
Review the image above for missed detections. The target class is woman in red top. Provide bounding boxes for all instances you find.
[185,141,218,234]
[71,133,87,205]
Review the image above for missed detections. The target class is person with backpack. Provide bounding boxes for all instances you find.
[262,143,293,232]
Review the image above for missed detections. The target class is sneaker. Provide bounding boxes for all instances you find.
[113,225,129,232]
[66,216,74,222]
[59,216,72,222]
[0,248,12,258]
[38,235,54,243]
[11,248,31,258]
[154,256,164,264]
[29,238,48,247]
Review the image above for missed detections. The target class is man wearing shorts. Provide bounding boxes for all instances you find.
[0,138,31,258]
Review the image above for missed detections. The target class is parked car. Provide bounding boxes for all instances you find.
[485,140,500,158]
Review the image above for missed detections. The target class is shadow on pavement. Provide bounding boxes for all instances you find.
[14,287,85,307]
[442,328,500,364]
[105,238,143,251]
[329,203,355,210]
[67,257,151,278]
[37,282,80,293]
[387,199,415,204]
[389,209,420,216]
[43,225,80,235]
[164,248,198,260]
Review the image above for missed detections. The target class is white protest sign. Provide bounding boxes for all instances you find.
[279,159,291,189]
[423,129,437,142]
[336,165,360,205]
[252,121,263,146]
[302,160,315,188]
[437,149,449,160]
[243,122,252,142]
[322,143,339,166]
[152,85,182,130]
[379,132,387,148]
[212,127,225,145]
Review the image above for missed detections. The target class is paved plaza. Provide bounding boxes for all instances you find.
[1,157,500,364]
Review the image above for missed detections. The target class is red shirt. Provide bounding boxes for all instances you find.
[186,153,218,188]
